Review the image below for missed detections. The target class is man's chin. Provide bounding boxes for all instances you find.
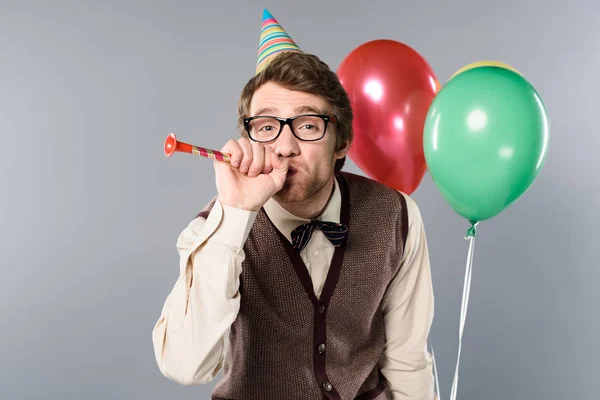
[273,187,305,204]
[274,173,331,205]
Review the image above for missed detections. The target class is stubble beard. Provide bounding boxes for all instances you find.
[273,169,330,205]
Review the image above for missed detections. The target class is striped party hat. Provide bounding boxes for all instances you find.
[256,9,302,74]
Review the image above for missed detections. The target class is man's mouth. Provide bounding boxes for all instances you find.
[286,167,297,178]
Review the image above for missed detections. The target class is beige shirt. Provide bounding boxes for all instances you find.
[152,177,436,399]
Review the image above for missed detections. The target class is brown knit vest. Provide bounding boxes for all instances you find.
[198,171,408,400]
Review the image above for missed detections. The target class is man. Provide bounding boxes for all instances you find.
[153,9,436,400]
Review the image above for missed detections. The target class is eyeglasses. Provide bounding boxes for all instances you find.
[242,114,336,143]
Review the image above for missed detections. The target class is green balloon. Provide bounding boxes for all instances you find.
[423,66,549,222]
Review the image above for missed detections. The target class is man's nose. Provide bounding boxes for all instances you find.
[274,124,300,158]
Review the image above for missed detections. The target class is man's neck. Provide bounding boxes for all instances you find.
[277,174,336,220]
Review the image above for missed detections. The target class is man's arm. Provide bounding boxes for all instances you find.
[379,194,437,399]
[152,198,257,385]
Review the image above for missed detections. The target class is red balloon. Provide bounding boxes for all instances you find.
[337,40,439,194]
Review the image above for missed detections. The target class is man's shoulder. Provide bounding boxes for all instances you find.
[340,171,406,202]
[340,171,422,221]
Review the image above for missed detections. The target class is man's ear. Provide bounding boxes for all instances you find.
[335,140,351,160]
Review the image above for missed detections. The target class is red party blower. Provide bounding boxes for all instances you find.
[164,133,232,164]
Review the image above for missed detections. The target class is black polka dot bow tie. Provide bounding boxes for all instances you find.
[291,220,348,252]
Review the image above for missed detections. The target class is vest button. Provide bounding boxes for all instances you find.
[318,343,326,354]
[322,381,332,392]
[318,304,326,313]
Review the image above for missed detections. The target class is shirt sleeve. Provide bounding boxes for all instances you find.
[379,193,436,399]
[152,198,258,385]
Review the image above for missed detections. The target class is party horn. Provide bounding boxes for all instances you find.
[164,133,232,164]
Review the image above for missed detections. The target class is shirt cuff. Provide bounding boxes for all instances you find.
[208,201,258,248]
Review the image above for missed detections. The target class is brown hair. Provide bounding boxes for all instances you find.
[237,51,353,172]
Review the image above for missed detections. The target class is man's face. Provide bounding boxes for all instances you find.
[249,81,348,204]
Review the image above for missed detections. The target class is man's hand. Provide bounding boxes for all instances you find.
[215,138,289,211]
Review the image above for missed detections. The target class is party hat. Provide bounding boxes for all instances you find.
[256,9,302,74]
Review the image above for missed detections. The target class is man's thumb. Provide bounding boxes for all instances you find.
[270,152,289,173]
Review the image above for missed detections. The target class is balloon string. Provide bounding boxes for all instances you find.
[431,221,478,400]
[449,229,477,400]
[431,338,440,399]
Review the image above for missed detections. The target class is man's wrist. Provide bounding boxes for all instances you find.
[209,200,258,248]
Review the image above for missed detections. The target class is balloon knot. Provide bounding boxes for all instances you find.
[465,220,479,239]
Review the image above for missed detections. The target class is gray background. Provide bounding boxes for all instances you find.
[1,0,598,399]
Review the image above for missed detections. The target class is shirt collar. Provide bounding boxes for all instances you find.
[262,176,341,243]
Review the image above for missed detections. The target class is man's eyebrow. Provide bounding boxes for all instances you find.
[253,107,277,116]
[294,105,324,114]
[252,105,325,117]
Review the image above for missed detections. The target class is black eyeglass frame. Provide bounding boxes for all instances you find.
[242,114,337,143]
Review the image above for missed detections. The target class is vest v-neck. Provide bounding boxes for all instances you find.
[263,172,350,307]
